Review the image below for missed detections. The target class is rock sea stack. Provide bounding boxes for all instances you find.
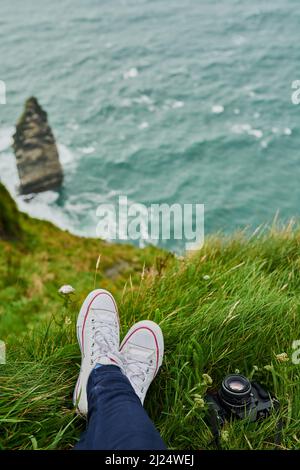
[12,97,63,194]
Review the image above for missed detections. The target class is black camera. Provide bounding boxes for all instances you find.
[205,374,279,437]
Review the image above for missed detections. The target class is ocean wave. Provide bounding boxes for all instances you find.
[57,143,76,165]
[134,95,153,105]
[123,67,139,79]
[231,123,263,139]
[79,146,96,155]
[172,100,184,109]
[212,105,224,114]
[138,122,149,130]
[0,127,14,152]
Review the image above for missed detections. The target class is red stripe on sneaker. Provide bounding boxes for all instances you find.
[109,357,118,364]
[120,326,160,376]
[81,291,119,354]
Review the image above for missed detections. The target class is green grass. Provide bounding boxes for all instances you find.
[1,184,300,449]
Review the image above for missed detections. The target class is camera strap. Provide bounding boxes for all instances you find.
[207,411,222,449]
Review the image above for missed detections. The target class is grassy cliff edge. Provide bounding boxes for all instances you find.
[0,182,300,450]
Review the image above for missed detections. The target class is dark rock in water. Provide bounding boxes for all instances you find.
[12,97,63,194]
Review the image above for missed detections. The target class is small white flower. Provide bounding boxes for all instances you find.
[203,275,210,281]
[58,285,75,295]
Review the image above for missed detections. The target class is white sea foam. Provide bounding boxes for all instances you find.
[135,95,152,105]
[80,146,95,154]
[120,98,132,107]
[231,123,263,139]
[0,156,19,194]
[231,124,251,134]
[212,104,224,114]
[172,100,184,109]
[0,127,14,152]
[138,122,149,130]
[67,121,79,131]
[16,191,73,234]
[233,35,246,46]
[123,67,138,79]
[260,139,269,149]
[0,127,19,195]
[244,86,256,98]
[271,127,291,136]
[248,129,263,139]
[65,199,91,214]
[57,143,75,164]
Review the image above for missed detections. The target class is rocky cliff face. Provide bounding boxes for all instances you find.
[12,97,63,194]
[0,182,21,239]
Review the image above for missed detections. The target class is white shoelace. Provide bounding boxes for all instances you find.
[124,352,154,393]
[90,315,118,363]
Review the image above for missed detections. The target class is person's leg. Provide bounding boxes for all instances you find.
[73,289,166,450]
[75,364,166,450]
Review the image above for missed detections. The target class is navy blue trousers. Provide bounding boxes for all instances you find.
[75,365,166,450]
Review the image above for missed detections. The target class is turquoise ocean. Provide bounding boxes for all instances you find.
[0,0,299,252]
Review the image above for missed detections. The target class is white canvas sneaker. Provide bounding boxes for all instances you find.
[73,289,122,415]
[120,320,164,404]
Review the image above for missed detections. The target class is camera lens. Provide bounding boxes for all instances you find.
[219,374,252,409]
[228,380,245,391]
